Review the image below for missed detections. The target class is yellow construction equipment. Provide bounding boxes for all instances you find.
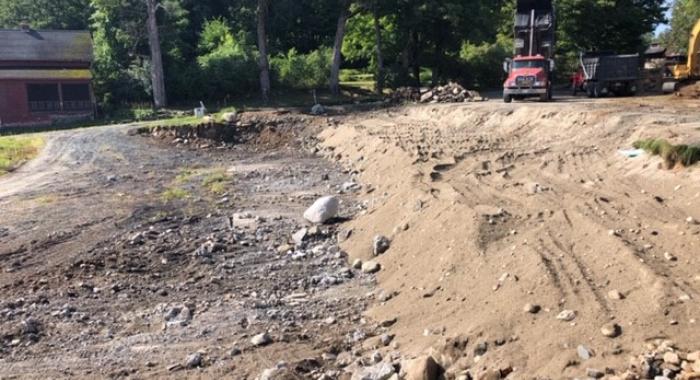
[664,18,700,93]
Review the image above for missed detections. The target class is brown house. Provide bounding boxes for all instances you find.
[0,27,95,128]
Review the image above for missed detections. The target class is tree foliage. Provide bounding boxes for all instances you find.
[4,0,668,106]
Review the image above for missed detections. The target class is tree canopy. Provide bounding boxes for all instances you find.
[0,0,668,108]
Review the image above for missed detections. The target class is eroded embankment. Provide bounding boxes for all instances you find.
[321,103,700,378]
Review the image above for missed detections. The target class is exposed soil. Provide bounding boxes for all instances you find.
[0,112,376,379]
[319,98,700,379]
[3,96,700,379]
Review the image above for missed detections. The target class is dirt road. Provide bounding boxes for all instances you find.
[0,118,373,379]
[2,97,700,379]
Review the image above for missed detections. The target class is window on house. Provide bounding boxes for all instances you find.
[27,84,60,113]
[61,84,92,111]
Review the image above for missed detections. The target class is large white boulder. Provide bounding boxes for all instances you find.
[303,196,339,224]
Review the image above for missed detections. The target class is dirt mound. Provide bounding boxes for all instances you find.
[319,102,700,378]
[677,81,700,99]
[134,112,326,150]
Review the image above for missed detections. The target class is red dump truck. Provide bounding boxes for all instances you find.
[503,0,556,103]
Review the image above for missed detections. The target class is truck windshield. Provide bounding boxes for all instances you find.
[513,60,547,69]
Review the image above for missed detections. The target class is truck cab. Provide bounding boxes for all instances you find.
[503,55,553,103]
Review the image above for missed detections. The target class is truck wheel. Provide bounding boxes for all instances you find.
[539,92,549,102]
[503,94,512,103]
[548,87,553,101]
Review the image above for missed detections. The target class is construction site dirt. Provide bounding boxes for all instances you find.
[2,96,700,379]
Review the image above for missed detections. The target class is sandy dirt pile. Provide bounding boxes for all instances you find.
[320,101,700,379]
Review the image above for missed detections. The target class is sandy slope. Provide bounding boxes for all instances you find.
[321,100,700,378]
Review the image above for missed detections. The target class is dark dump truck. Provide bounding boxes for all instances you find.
[579,52,640,97]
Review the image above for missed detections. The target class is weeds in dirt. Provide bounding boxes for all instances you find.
[634,139,700,168]
[202,171,230,194]
[161,187,190,201]
[0,136,44,175]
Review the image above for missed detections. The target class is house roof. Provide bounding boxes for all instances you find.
[0,29,93,63]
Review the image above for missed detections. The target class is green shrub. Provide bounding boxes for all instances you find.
[196,18,259,99]
[459,36,511,89]
[634,138,700,168]
[271,47,332,90]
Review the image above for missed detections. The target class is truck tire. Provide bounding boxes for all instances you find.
[503,94,512,103]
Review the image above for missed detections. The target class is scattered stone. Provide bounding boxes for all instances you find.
[578,345,593,360]
[601,323,622,338]
[523,303,541,314]
[379,334,394,346]
[474,369,501,380]
[380,317,398,328]
[373,235,391,256]
[586,368,604,378]
[251,332,272,347]
[351,362,396,380]
[303,196,339,224]
[362,261,381,274]
[608,289,625,300]
[352,259,363,269]
[221,112,238,123]
[556,310,577,322]
[402,356,441,380]
[184,352,203,369]
[664,252,678,262]
[293,228,308,246]
[664,352,681,365]
[311,104,326,115]
[688,352,700,362]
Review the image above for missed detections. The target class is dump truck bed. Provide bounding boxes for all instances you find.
[582,54,640,81]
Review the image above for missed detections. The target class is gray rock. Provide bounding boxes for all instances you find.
[20,318,41,335]
[352,259,363,269]
[373,235,391,256]
[601,323,621,338]
[311,104,326,115]
[556,310,576,322]
[379,334,393,346]
[303,196,339,224]
[185,352,203,368]
[251,332,272,347]
[362,261,381,274]
[351,362,396,380]
[577,345,592,360]
[586,368,604,378]
[523,303,540,314]
[293,228,308,246]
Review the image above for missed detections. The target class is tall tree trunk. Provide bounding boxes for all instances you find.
[373,2,384,95]
[256,0,271,103]
[330,0,351,96]
[146,0,167,108]
[411,30,420,88]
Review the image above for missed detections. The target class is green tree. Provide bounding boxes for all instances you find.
[664,0,700,53]
[0,0,91,29]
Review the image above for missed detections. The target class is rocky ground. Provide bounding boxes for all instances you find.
[2,95,700,379]
[0,112,390,379]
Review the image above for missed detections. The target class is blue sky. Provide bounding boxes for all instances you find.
[655,0,674,35]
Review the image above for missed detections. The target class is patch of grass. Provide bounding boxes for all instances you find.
[634,138,700,168]
[202,171,230,194]
[161,187,190,202]
[0,135,44,175]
